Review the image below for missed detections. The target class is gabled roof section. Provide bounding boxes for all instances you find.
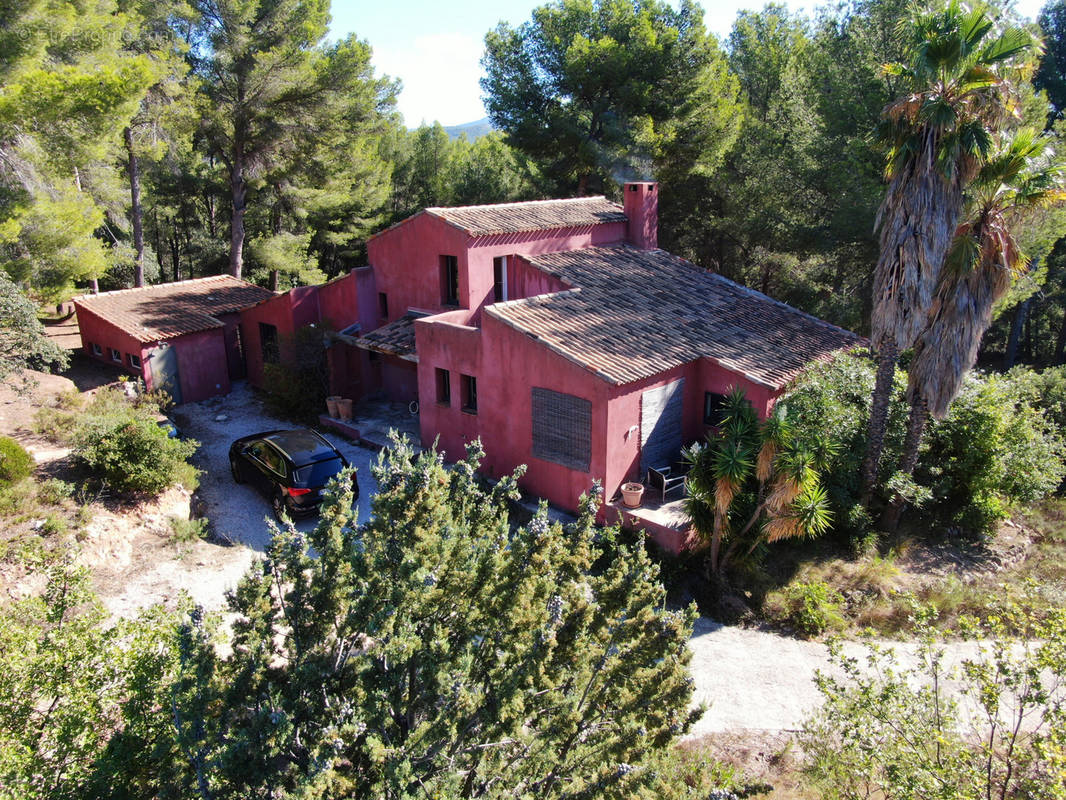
[354,314,420,362]
[73,275,274,343]
[486,246,862,389]
[424,196,627,237]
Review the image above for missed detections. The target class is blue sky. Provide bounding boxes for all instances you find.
[329,0,1047,127]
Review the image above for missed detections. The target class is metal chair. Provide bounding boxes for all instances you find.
[647,465,686,502]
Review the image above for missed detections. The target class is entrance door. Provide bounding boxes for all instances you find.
[149,343,183,405]
[640,378,685,475]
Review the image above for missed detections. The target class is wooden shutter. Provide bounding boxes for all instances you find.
[531,387,591,472]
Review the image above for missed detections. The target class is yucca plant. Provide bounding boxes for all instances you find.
[682,388,832,578]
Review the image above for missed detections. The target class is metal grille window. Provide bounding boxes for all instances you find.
[259,323,280,364]
[531,387,591,472]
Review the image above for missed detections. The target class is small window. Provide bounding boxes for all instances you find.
[441,255,459,306]
[259,322,279,364]
[461,374,477,414]
[128,353,141,369]
[90,342,102,356]
[378,292,388,319]
[436,367,451,405]
[704,392,728,426]
[110,348,122,363]
[492,256,507,302]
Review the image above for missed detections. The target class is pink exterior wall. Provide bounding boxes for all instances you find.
[75,304,148,380]
[415,308,483,461]
[240,271,363,390]
[368,214,469,318]
[240,292,303,389]
[602,359,779,501]
[367,213,626,323]
[417,310,611,512]
[382,356,419,403]
[164,328,231,402]
[75,303,231,403]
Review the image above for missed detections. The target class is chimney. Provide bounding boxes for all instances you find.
[623,181,658,249]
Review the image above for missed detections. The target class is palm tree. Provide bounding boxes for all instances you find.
[682,388,831,578]
[882,130,1066,526]
[860,1,1038,503]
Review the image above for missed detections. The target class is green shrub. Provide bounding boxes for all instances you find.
[168,516,207,544]
[919,373,1065,538]
[40,514,68,537]
[772,580,845,638]
[785,353,1066,540]
[74,417,198,495]
[0,436,33,487]
[782,352,909,534]
[1007,364,1066,434]
[37,479,73,505]
[262,325,330,422]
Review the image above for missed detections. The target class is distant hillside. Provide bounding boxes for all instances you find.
[442,117,493,140]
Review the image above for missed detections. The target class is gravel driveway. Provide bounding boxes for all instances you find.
[178,382,380,551]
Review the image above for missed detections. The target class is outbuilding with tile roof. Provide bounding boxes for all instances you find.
[74,276,274,404]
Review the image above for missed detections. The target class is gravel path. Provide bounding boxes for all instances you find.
[685,618,994,736]
[179,382,381,551]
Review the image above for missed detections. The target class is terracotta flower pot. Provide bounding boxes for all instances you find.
[621,481,644,508]
[337,397,353,422]
[326,396,341,418]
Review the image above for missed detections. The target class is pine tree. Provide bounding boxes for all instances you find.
[166,436,699,798]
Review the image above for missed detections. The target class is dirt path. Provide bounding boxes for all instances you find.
[686,617,990,737]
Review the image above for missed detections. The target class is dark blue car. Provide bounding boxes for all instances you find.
[229,429,358,521]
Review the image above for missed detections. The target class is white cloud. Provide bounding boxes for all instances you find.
[375,32,487,127]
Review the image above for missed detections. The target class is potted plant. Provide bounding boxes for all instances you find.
[621,481,644,508]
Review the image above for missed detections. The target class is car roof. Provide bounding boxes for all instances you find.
[263,429,340,464]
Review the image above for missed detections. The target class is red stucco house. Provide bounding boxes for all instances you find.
[74,183,858,550]
[332,182,860,542]
[74,276,273,404]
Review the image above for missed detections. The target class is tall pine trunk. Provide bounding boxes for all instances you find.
[124,126,145,288]
[230,149,247,280]
[861,342,899,503]
[882,394,930,530]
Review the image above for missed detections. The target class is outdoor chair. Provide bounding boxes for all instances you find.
[647,465,686,502]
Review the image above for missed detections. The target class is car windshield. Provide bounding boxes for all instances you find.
[292,457,346,487]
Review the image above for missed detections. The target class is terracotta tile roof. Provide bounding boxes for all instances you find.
[425,197,627,236]
[355,314,419,361]
[73,276,275,343]
[486,246,862,389]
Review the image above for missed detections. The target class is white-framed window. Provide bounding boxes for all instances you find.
[90,342,102,356]
[128,353,141,369]
[110,348,122,362]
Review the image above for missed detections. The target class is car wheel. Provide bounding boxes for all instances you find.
[272,493,287,522]
[230,456,244,484]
